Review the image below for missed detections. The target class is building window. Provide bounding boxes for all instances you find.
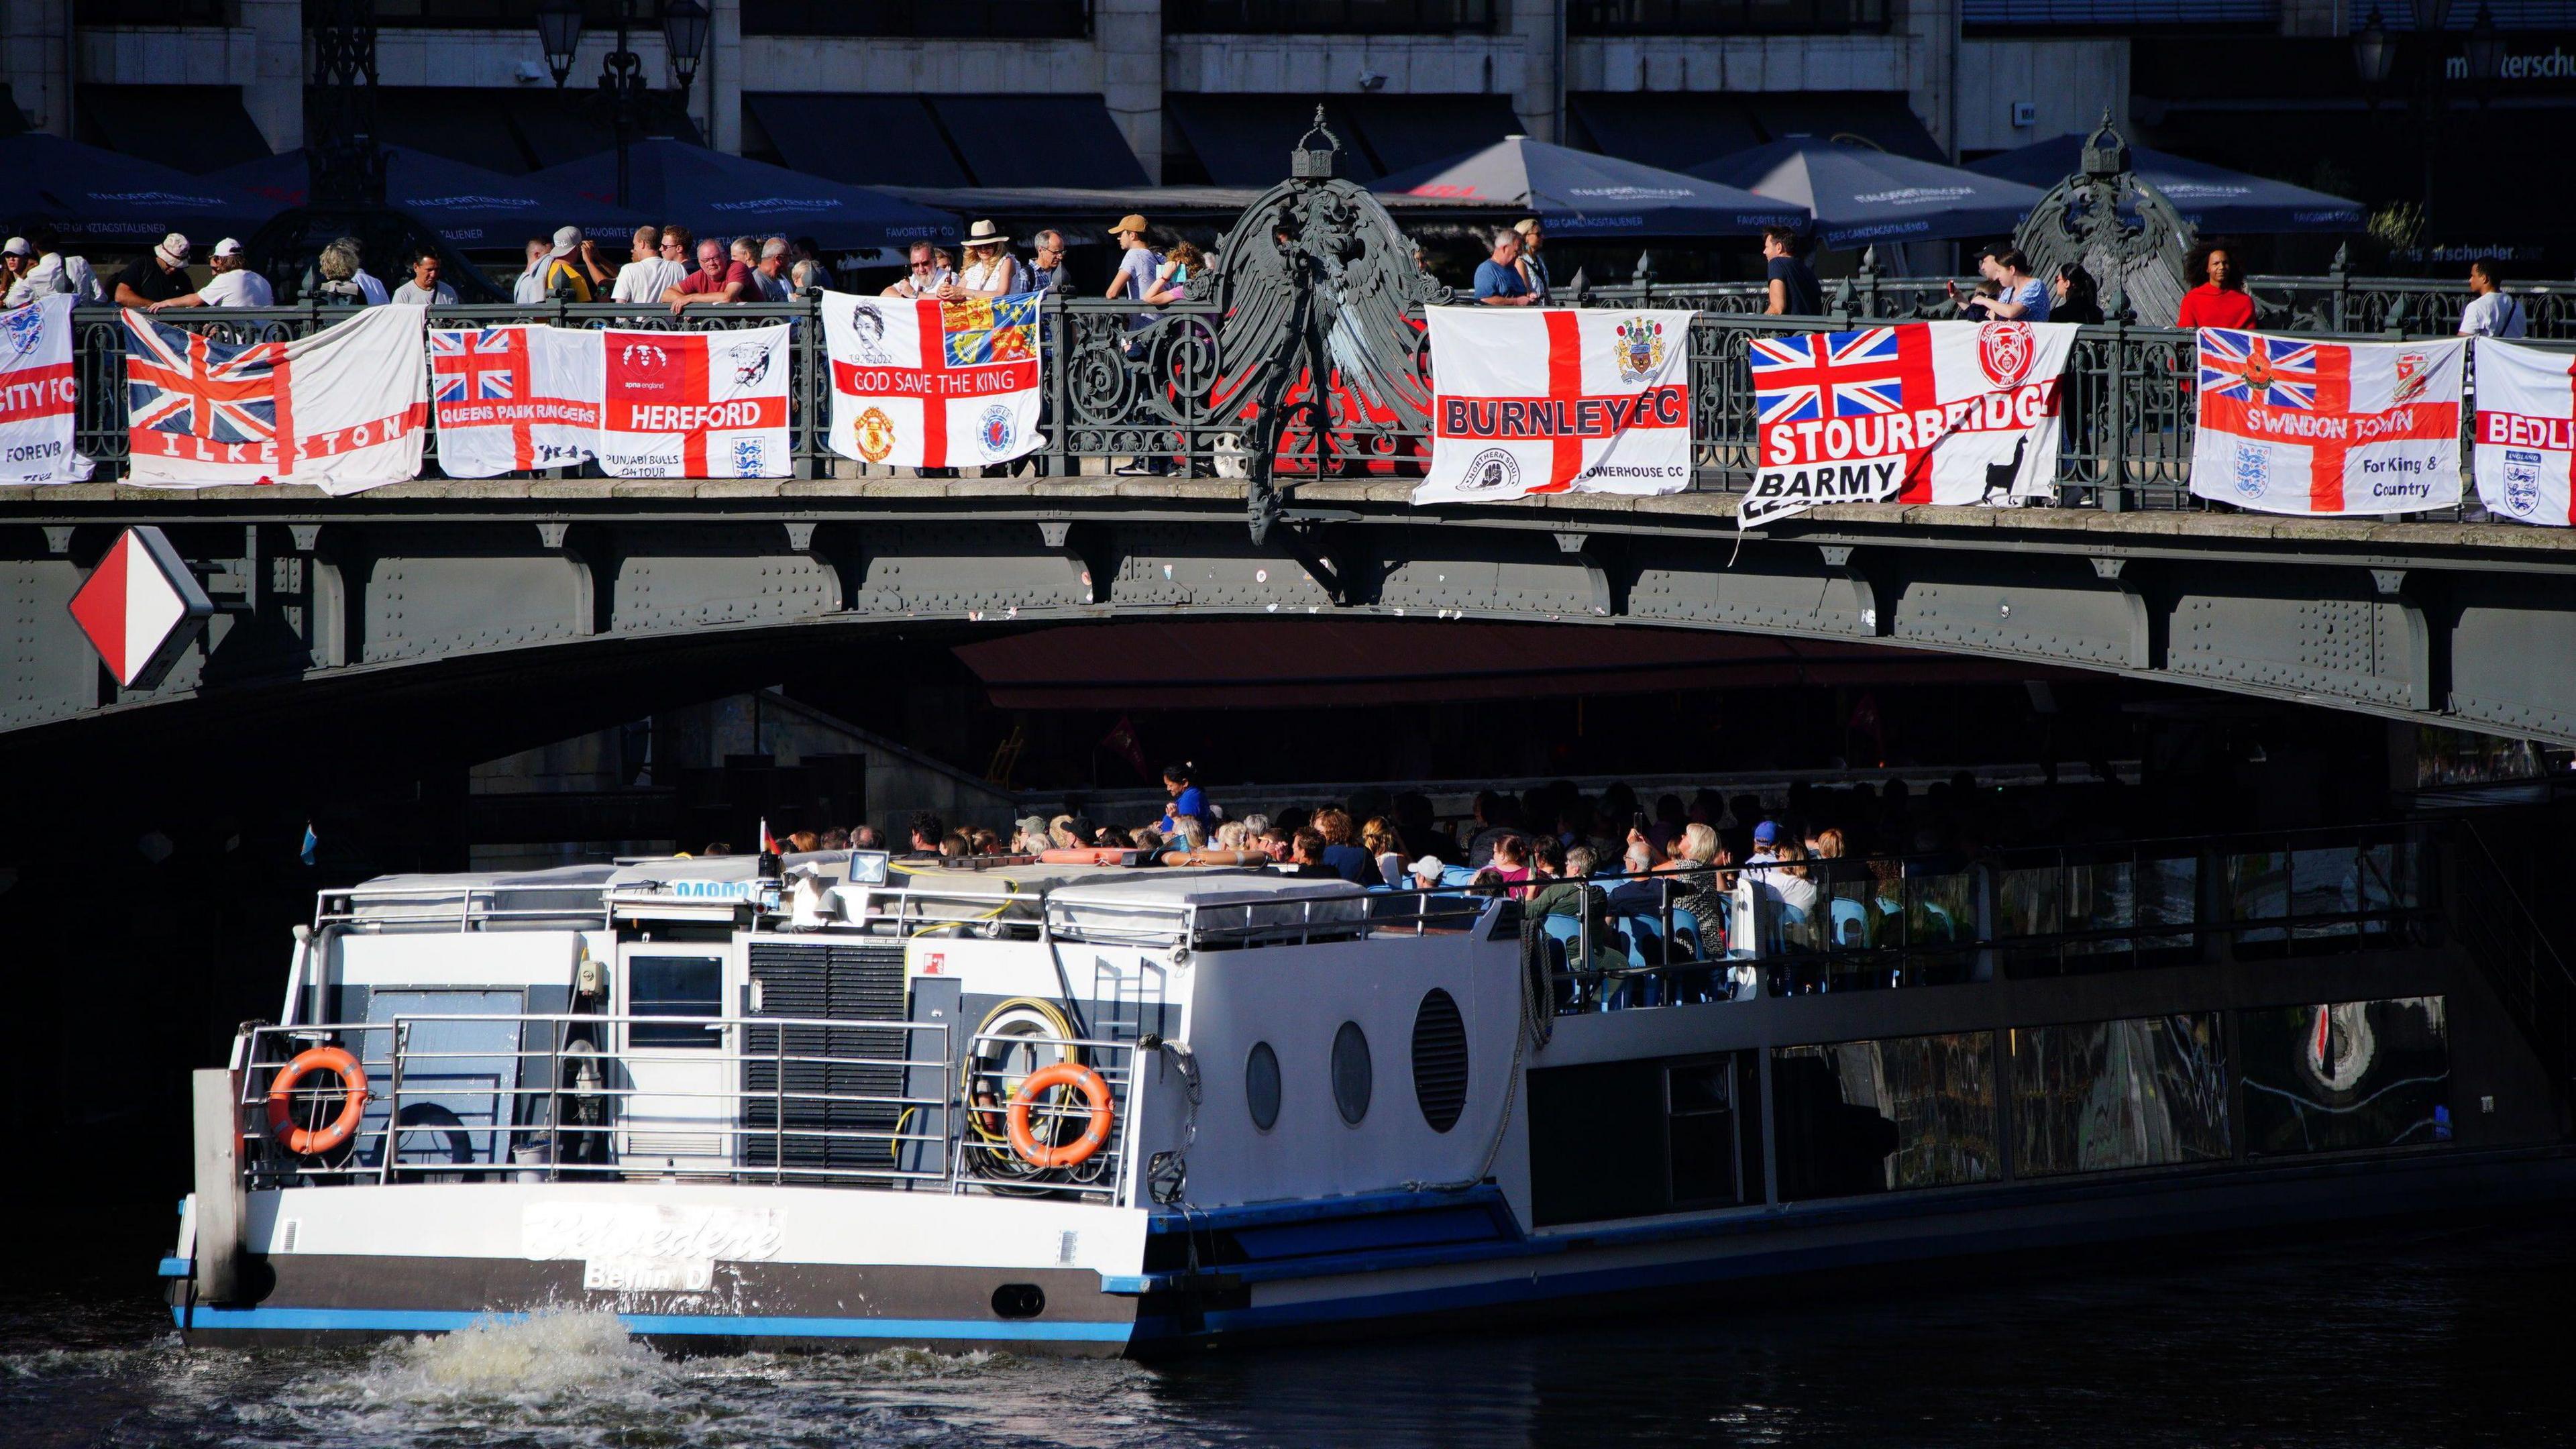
[1772,1032,1998,1200]
[2241,997,2453,1156]
[76,0,233,21]
[745,0,1091,38]
[1962,0,2275,25]
[2012,1014,2233,1176]
[1568,0,1887,36]
[1165,0,1495,34]
[629,955,722,1049]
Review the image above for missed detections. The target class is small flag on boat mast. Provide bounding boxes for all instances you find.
[300,822,318,867]
[760,818,782,854]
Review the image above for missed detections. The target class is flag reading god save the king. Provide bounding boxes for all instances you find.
[1413,308,1696,504]
[822,292,1042,470]
[1740,320,2078,526]
[2189,329,2463,515]
[2470,337,2576,527]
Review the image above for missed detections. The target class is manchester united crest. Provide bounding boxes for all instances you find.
[1977,321,2037,389]
[854,407,896,464]
[1612,316,1666,384]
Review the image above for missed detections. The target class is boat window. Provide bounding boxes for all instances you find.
[2012,1014,2232,1176]
[630,955,724,1048]
[1772,1032,1998,1201]
[1524,1052,1762,1226]
[1331,1021,1372,1125]
[2241,996,2451,1155]
[1666,1056,1760,1209]
[1246,1041,1281,1132]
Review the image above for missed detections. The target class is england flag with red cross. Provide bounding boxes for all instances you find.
[2470,337,2576,527]
[2189,329,2463,515]
[1414,308,1697,504]
[430,325,602,478]
[1738,320,2079,526]
[598,325,792,478]
[124,303,427,492]
[822,292,1042,470]
[0,294,89,484]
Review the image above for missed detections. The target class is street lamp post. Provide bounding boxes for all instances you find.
[538,0,710,210]
[2355,0,2505,243]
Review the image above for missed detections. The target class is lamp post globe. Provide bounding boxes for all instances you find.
[2353,6,2394,87]
[536,0,585,87]
[663,0,711,89]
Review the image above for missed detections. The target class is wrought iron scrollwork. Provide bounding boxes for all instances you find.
[2015,113,2193,327]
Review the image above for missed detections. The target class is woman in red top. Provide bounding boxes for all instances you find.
[2175,243,2257,329]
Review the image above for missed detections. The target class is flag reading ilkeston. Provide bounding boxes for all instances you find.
[124,303,427,493]
[1414,307,1696,504]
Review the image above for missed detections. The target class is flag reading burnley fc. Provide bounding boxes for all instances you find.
[2471,337,2576,527]
[1414,308,1695,504]
[822,291,1042,470]
[125,303,427,493]
[1740,321,2078,526]
[0,294,87,484]
[430,325,602,478]
[2189,329,2463,515]
[598,325,792,478]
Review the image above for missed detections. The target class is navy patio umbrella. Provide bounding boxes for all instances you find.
[526,139,956,251]
[207,145,655,249]
[0,132,278,245]
[1966,136,2363,233]
[1689,138,2046,250]
[1371,135,1804,237]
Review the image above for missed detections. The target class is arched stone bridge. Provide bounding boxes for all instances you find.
[8,477,2576,753]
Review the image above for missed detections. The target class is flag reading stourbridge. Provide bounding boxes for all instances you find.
[1740,320,2078,526]
[598,325,791,478]
[2471,337,2576,527]
[822,291,1042,470]
[1414,308,1695,504]
[0,294,88,484]
[2189,329,2463,515]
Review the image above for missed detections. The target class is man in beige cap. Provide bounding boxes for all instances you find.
[158,237,273,310]
[113,233,198,310]
[1104,214,1157,305]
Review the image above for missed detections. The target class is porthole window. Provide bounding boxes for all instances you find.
[1411,988,1468,1133]
[1245,1041,1281,1131]
[1331,1021,1373,1125]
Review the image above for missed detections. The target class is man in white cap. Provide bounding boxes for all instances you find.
[5,227,101,309]
[113,233,199,310]
[0,239,30,310]
[156,238,274,310]
[1409,855,1446,891]
[535,225,599,303]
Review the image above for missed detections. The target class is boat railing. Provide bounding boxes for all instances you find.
[314,881,612,932]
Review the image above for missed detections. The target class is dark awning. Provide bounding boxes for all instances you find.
[525,137,956,249]
[1169,96,1381,185]
[0,132,278,243]
[78,85,272,174]
[361,88,701,176]
[924,95,1148,189]
[1348,95,1525,176]
[1966,133,2364,233]
[745,94,970,187]
[1693,138,2045,248]
[205,144,655,247]
[1569,93,1763,174]
[1373,134,1803,237]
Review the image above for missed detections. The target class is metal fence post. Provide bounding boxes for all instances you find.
[2103,321,2129,512]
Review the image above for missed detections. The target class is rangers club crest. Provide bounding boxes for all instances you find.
[977,404,1016,458]
[1612,317,1666,385]
[1977,321,2036,389]
[854,407,896,464]
[2504,448,2543,515]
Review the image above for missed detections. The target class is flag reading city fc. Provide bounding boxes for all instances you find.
[1413,308,1696,504]
[597,324,792,478]
[822,291,1042,470]
[0,294,88,485]
[1739,321,2078,526]
[2189,329,2463,515]
[430,325,602,478]
[125,303,427,492]
[2470,337,2576,527]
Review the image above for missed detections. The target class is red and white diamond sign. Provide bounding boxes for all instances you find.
[67,526,214,690]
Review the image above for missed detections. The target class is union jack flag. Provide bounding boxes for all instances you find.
[2199,329,2320,409]
[941,294,1038,368]
[1748,328,1910,426]
[123,314,277,443]
[431,328,520,404]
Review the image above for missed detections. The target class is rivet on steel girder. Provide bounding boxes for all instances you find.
[2089,556,2127,580]
[2371,568,2408,596]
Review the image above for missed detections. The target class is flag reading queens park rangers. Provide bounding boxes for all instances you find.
[429,324,602,478]
[2469,337,2576,527]
[1413,308,1696,504]
[2190,329,2463,515]
[0,294,89,484]
[125,303,427,492]
[597,324,792,478]
[1741,320,2078,526]
[822,291,1041,470]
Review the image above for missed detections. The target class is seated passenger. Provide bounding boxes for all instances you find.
[900,811,945,860]
[940,830,971,858]
[1408,854,1445,891]
[1527,846,1625,974]
[1767,840,1820,915]
[1489,834,1532,886]
[1362,816,1407,888]
[1047,814,1080,850]
[1466,866,1509,898]
[1656,824,1734,945]
[1161,762,1211,835]
[1214,820,1249,849]
[1313,807,1377,886]
[1279,827,1341,878]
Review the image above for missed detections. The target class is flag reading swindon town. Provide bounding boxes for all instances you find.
[823,291,1042,471]
[0,294,87,484]
[430,325,602,478]
[123,303,427,493]
[2188,329,2463,515]
[2470,336,2576,527]
[596,325,792,478]
[1413,308,1696,504]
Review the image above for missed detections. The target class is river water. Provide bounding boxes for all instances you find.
[5,1213,2569,1448]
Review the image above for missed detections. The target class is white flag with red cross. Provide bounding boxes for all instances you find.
[429,325,602,478]
[2189,329,2464,515]
[597,325,792,478]
[822,291,1042,470]
[124,303,427,493]
[2471,337,2576,527]
[1415,307,1696,504]
[0,294,91,484]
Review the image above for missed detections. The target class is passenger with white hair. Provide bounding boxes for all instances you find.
[753,237,794,302]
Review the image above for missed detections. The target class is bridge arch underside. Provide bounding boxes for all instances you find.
[9,499,2576,764]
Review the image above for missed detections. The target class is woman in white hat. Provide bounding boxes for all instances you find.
[938,219,1022,301]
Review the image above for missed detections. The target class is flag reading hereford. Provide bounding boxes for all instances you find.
[0,294,88,484]
[598,325,791,478]
[2189,329,2463,515]
[125,303,427,493]
[431,325,602,478]
[822,291,1042,470]
[1740,321,2078,526]
[2470,337,2576,527]
[1414,308,1696,504]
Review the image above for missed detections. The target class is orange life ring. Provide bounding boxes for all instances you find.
[266,1046,370,1156]
[1006,1061,1114,1169]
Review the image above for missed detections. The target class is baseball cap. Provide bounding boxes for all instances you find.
[210,237,243,259]
[1409,855,1444,879]
[156,233,192,266]
[1108,214,1148,235]
[1016,814,1049,839]
[550,224,582,253]
[1752,820,1780,845]
[1513,217,1542,236]
[2,237,31,258]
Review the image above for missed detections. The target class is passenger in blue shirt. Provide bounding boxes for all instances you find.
[1161,763,1210,835]
[1472,229,1536,307]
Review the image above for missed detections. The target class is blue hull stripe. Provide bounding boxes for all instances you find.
[176,1305,1132,1344]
